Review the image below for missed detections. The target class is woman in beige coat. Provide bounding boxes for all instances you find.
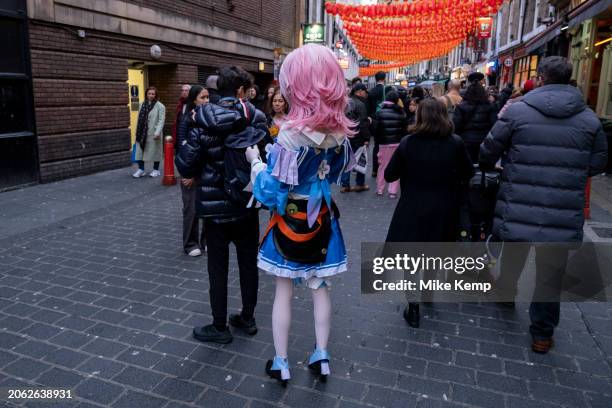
[133,86,166,178]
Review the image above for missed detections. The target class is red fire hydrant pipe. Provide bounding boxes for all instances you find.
[162,136,177,186]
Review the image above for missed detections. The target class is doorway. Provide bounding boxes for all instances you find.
[127,67,146,145]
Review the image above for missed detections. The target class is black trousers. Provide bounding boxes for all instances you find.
[498,244,568,339]
[180,181,205,253]
[372,142,379,174]
[205,213,260,327]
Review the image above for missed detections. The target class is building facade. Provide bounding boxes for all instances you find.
[1,0,303,190]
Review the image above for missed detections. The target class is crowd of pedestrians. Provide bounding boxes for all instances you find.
[128,48,607,386]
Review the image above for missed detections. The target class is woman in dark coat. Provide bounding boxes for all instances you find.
[452,73,498,162]
[384,98,474,327]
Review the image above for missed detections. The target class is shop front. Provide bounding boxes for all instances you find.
[0,0,38,191]
[568,4,612,117]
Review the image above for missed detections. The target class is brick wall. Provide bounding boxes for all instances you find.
[126,0,298,48]
[148,64,198,136]
[28,17,280,182]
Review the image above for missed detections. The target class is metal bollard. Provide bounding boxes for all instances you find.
[162,136,177,186]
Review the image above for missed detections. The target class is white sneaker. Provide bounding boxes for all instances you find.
[132,169,145,178]
[149,170,161,178]
[188,248,202,257]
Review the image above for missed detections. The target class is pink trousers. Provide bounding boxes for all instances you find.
[376,143,400,195]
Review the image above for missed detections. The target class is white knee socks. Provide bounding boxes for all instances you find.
[271,278,332,359]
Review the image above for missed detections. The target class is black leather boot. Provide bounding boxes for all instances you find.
[403,303,420,328]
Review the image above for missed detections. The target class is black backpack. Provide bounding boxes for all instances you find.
[223,101,268,206]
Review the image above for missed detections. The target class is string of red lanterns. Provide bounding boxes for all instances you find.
[324,0,503,75]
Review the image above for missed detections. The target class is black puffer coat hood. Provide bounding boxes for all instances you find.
[521,84,585,118]
[479,84,608,242]
[175,97,268,221]
[373,102,408,145]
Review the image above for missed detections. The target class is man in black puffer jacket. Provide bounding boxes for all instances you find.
[372,91,407,197]
[176,66,268,344]
[480,57,608,353]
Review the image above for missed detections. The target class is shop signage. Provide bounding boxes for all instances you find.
[358,59,370,67]
[477,17,493,38]
[303,24,325,44]
[335,41,343,49]
[504,57,513,67]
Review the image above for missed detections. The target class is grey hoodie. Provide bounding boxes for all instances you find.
[480,84,608,242]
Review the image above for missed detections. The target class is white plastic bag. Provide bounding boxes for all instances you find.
[353,145,368,175]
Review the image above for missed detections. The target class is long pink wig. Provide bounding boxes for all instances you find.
[279,44,355,135]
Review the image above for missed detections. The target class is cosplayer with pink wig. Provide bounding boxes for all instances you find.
[246,44,355,385]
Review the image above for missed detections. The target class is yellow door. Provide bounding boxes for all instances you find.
[127,68,146,144]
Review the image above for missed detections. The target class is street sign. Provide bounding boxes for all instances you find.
[303,24,325,44]
[504,57,513,67]
[477,17,493,38]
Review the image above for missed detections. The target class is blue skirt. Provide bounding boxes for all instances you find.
[257,217,347,280]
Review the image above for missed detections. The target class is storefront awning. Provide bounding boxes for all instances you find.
[525,20,563,54]
[568,0,612,29]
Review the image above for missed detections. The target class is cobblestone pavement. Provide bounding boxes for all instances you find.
[0,168,611,408]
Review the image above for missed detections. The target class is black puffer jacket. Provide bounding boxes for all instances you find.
[175,97,268,222]
[480,84,608,242]
[453,101,498,145]
[372,102,408,145]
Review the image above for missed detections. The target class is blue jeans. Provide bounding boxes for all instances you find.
[341,170,365,188]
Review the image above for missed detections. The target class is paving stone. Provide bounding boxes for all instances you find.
[476,371,527,395]
[197,389,248,408]
[235,375,287,402]
[152,377,206,402]
[112,390,167,408]
[36,367,85,388]
[44,348,89,369]
[451,384,505,408]
[112,365,165,391]
[116,347,164,368]
[0,350,19,368]
[455,352,502,373]
[555,369,612,394]
[0,332,27,349]
[48,330,91,349]
[529,381,588,407]
[378,352,427,376]
[397,375,450,399]
[13,340,58,359]
[426,363,475,386]
[80,338,127,358]
[504,360,555,383]
[363,385,417,408]
[4,358,53,380]
[77,356,125,379]
[74,377,123,405]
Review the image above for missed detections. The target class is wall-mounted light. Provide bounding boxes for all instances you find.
[594,37,612,47]
[561,25,568,31]
[258,61,265,71]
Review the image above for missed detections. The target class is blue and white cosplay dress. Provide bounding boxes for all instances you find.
[252,128,354,287]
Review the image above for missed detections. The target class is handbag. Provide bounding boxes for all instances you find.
[353,145,368,175]
[264,200,339,264]
[131,143,138,163]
